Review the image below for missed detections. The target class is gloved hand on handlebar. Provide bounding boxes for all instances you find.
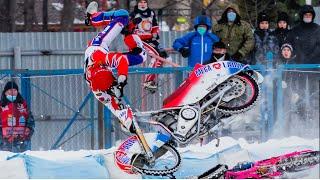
[114,75,127,98]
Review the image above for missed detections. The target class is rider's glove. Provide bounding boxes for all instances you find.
[179,47,190,58]
[129,47,142,55]
[116,75,127,98]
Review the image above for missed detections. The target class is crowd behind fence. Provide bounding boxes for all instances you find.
[0,32,319,151]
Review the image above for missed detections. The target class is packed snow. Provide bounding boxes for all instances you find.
[0,136,318,179]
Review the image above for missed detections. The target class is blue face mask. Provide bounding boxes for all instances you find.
[197,26,207,35]
[227,12,237,22]
[6,95,17,102]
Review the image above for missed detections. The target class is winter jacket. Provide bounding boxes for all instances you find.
[0,98,35,152]
[286,5,320,64]
[204,53,233,65]
[252,29,280,65]
[212,4,254,60]
[173,15,219,67]
[173,31,219,67]
[130,7,159,41]
[272,28,290,47]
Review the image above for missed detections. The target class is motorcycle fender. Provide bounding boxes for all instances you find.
[114,133,171,174]
[253,71,264,84]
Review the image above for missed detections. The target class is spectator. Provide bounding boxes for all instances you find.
[252,12,279,65]
[172,15,219,67]
[287,5,320,64]
[272,11,291,47]
[204,41,232,64]
[0,81,35,152]
[212,4,254,62]
[280,43,296,62]
[130,0,172,91]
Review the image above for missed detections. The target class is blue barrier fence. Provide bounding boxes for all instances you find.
[0,64,319,150]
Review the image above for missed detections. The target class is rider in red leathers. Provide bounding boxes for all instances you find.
[84,2,147,132]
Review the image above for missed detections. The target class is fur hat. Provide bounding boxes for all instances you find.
[277,11,289,23]
[258,12,270,24]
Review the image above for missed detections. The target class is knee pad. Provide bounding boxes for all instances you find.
[87,67,115,92]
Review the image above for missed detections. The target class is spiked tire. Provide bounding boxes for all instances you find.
[131,144,181,176]
[204,73,260,115]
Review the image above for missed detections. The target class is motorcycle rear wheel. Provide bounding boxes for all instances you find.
[209,72,260,114]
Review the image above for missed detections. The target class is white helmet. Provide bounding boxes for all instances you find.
[86,1,98,15]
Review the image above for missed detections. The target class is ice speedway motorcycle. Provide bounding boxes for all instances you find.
[194,149,320,179]
[112,61,264,177]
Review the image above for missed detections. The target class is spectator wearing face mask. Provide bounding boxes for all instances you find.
[272,11,291,47]
[212,3,254,63]
[0,81,35,152]
[172,15,219,67]
[287,5,320,64]
[252,12,279,65]
[204,41,233,64]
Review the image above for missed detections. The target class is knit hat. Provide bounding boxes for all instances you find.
[281,43,293,52]
[3,81,19,93]
[213,41,226,49]
[277,11,289,23]
[257,12,270,24]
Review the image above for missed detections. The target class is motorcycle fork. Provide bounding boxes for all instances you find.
[132,118,155,163]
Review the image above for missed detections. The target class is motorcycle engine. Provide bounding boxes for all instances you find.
[174,106,199,139]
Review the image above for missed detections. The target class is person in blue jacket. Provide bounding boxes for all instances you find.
[172,15,220,67]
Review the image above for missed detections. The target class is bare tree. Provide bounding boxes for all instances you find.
[24,0,35,31]
[61,0,75,31]
[0,0,17,32]
[43,0,48,31]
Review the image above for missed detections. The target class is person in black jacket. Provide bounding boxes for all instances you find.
[272,11,291,48]
[252,12,279,65]
[287,5,320,64]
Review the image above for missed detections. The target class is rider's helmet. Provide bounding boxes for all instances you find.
[89,67,115,92]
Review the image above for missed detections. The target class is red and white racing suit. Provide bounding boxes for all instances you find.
[84,9,147,130]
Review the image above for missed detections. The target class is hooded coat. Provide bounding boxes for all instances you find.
[173,16,220,67]
[212,4,254,61]
[287,5,320,64]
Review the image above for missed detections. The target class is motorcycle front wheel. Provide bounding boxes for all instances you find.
[131,143,181,176]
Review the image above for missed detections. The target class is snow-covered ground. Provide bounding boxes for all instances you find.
[0,136,318,179]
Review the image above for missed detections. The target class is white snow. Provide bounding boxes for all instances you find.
[52,3,64,11]
[0,136,318,179]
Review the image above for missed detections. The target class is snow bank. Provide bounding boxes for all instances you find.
[0,136,318,179]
